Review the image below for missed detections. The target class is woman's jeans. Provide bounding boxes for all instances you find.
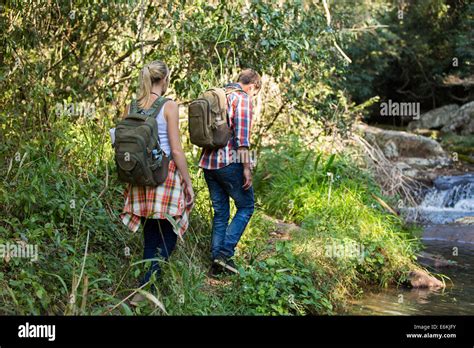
[140,218,177,286]
[203,163,255,261]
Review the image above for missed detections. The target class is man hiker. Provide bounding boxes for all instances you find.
[199,69,261,276]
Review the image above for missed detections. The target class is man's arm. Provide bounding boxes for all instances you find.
[232,93,253,189]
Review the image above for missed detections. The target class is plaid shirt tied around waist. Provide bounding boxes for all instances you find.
[120,159,190,236]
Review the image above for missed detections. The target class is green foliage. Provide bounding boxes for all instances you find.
[0,129,421,315]
[0,138,132,314]
[440,133,474,164]
[254,135,421,293]
[229,242,333,315]
[0,0,426,315]
[340,0,473,115]
[0,0,361,141]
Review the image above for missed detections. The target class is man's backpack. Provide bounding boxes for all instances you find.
[188,87,242,149]
[114,96,170,187]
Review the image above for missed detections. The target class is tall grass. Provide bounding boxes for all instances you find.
[252,135,421,307]
[0,114,421,315]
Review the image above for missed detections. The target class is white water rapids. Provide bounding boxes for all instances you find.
[404,174,474,224]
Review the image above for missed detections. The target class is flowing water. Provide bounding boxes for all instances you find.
[403,174,474,225]
[347,174,474,315]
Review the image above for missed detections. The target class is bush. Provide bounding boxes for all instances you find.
[229,242,333,315]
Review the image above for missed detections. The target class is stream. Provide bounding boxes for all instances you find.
[347,174,474,315]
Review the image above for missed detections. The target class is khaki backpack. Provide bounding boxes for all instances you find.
[114,97,170,186]
[188,87,242,149]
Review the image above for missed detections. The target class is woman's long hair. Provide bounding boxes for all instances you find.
[137,60,169,108]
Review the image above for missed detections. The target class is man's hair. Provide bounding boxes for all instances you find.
[237,69,261,90]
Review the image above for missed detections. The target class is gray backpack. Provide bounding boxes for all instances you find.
[114,97,170,186]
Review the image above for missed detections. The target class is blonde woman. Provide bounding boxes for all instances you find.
[118,60,194,305]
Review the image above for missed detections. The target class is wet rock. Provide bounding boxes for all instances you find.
[408,269,444,289]
[383,140,399,158]
[356,124,451,181]
[395,162,420,179]
[408,104,459,131]
[433,173,474,190]
[416,251,457,268]
[423,224,474,243]
[441,101,474,135]
[455,216,474,225]
[357,124,448,159]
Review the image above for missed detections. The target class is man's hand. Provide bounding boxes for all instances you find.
[242,166,252,190]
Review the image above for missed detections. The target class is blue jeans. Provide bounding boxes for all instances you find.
[140,218,177,286]
[203,163,255,260]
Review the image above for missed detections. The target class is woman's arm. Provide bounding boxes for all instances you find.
[165,100,194,207]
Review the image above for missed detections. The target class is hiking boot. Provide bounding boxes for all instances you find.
[213,257,239,275]
[226,259,238,271]
[208,262,224,278]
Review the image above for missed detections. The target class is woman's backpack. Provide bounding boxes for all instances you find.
[188,87,242,149]
[114,97,170,186]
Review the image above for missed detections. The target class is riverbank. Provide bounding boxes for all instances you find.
[344,130,474,315]
[347,238,474,315]
[138,135,424,315]
[0,131,424,315]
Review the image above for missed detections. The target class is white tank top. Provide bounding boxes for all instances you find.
[155,101,171,157]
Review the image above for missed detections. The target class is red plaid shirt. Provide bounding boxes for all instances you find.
[120,160,191,237]
[198,83,253,170]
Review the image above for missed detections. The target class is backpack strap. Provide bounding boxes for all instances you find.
[225,87,244,96]
[223,87,246,133]
[128,97,169,117]
[148,96,170,120]
[148,96,172,160]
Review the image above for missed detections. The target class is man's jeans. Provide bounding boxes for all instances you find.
[203,163,255,260]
